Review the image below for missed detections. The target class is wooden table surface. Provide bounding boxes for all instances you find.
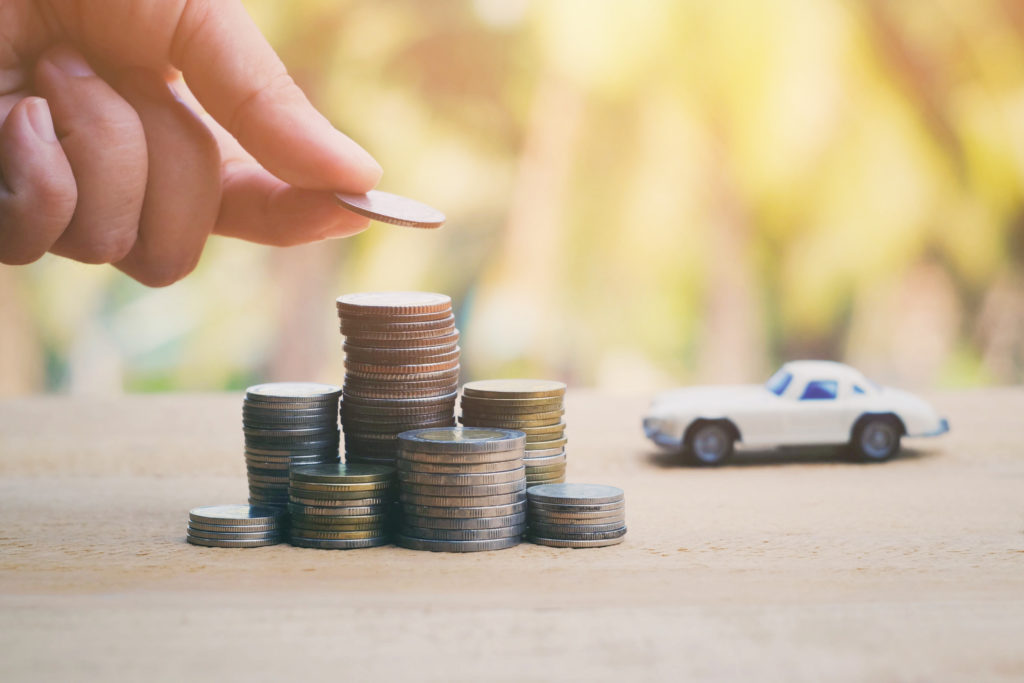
[1,388,1022,682]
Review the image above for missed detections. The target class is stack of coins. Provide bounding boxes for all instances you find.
[287,463,395,549]
[527,484,627,548]
[243,383,342,507]
[186,504,285,548]
[396,427,527,552]
[337,292,459,466]
[459,379,567,487]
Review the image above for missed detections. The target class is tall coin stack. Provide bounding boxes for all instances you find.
[527,484,627,548]
[459,380,567,487]
[243,383,342,508]
[337,292,459,466]
[395,427,528,552]
[287,463,395,549]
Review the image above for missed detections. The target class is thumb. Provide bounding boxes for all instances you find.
[171,0,381,192]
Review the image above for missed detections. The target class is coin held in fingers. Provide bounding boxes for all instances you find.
[335,190,445,229]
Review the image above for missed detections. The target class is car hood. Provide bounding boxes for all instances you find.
[649,384,770,416]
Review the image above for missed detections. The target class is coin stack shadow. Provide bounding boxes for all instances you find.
[186,504,286,548]
[459,380,568,487]
[337,292,460,466]
[527,484,627,548]
[395,427,528,552]
[243,383,342,508]
[287,463,396,549]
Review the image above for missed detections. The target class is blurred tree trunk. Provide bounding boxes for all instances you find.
[0,270,43,395]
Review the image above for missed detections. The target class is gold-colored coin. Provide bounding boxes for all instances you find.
[461,379,566,399]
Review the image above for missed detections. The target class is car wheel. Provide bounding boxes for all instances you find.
[686,423,734,466]
[853,417,901,462]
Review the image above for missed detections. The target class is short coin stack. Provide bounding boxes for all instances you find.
[287,463,396,549]
[527,484,627,548]
[459,380,567,487]
[337,292,460,466]
[396,427,527,552]
[243,383,342,507]
[186,504,285,548]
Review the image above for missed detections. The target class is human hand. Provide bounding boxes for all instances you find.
[0,0,382,286]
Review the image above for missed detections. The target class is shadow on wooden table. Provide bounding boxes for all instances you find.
[643,446,936,469]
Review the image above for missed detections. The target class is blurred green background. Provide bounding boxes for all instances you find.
[2,0,1023,395]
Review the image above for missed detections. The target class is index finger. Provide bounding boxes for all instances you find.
[169,0,381,192]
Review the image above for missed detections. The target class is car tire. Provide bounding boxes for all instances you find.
[685,422,734,466]
[852,417,901,462]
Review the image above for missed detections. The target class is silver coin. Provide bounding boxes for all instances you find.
[399,491,525,507]
[188,504,284,527]
[289,535,391,550]
[529,526,627,541]
[399,525,525,541]
[186,526,283,541]
[528,500,625,513]
[400,479,525,498]
[244,399,339,412]
[342,391,458,408]
[402,512,526,530]
[287,486,393,500]
[530,511,625,525]
[287,502,389,517]
[244,445,340,457]
[396,427,526,454]
[246,382,342,402]
[528,521,627,535]
[528,535,625,549]
[401,499,527,519]
[290,520,386,533]
[526,483,624,505]
[188,520,281,534]
[289,495,391,507]
[289,482,394,496]
[520,446,565,459]
[243,425,340,438]
[398,466,525,486]
[395,534,520,553]
[187,535,282,548]
[522,453,567,468]
[286,527,385,540]
[290,462,395,483]
[398,448,523,465]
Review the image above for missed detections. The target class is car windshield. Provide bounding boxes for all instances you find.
[765,370,793,396]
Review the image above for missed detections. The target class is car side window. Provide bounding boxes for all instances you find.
[800,380,838,400]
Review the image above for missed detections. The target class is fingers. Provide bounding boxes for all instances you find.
[33,45,147,264]
[0,97,77,265]
[170,0,381,192]
[202,111,370,245]
[215,163,372,246]
[112,69,221,287]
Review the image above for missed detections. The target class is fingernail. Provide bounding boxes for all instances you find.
[25,98,58,143]
[48,46,94,78]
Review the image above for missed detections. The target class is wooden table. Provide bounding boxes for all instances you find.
[1,389,1022,681]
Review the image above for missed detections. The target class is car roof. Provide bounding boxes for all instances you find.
[779,360,871,386]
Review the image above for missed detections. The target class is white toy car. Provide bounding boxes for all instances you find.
[643,360,949,465]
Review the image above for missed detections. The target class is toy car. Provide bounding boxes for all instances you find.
[642,360,949,465]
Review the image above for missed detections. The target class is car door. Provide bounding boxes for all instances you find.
[785,378,849,444]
